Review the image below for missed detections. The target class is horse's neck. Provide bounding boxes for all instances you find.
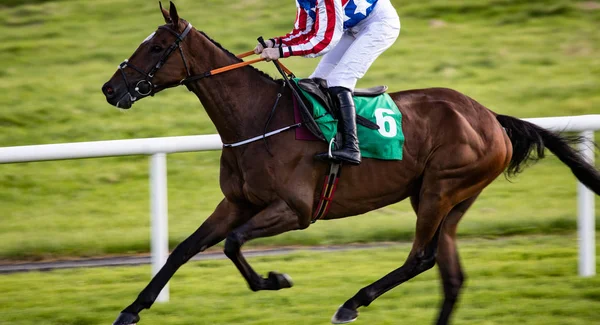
[186,31,283,144]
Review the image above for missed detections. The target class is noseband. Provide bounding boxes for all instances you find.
[117,22,194,100]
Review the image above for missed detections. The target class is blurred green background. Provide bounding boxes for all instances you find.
[0,0,599,324]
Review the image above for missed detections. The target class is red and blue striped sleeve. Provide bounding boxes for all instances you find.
[275,5,312,46]
[280,0,343,58]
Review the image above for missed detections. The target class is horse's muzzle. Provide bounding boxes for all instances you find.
[102,82,134,109]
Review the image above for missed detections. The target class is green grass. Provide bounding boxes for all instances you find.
[0,0,599,259]
[1,234,599,325]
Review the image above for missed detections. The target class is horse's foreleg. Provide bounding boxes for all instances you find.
[331,190,453,324]
[224,199,303,291]
[113,199,249,325]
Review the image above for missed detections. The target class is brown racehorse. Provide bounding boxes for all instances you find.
[101,3,600,325]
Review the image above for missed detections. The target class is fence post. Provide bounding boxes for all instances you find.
[150,153,170,301]
[578,131,596,277]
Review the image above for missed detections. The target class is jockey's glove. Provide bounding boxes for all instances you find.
[261,48,281,61]
[254,39,275,54]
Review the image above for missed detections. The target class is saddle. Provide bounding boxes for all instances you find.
[291,78,384,142]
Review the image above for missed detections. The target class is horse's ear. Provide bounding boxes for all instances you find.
[159,1,171,24]
[169,1,180,28]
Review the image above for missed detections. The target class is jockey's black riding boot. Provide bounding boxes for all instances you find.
[315,86,361,165]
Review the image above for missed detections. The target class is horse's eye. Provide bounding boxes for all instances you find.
[150,45,163,53]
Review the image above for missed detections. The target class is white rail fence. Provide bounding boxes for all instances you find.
[0,115,598,303]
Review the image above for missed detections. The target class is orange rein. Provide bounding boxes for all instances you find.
[209,57,266,75]
[181,50,294,85]
[202,50,294,77]
[236,50,256,59]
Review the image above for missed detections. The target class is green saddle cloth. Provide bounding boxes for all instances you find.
[295,84,405,161]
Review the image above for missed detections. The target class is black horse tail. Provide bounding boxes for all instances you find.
[496,114,600,195]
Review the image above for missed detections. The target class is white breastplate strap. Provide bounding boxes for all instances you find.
[222,123,302,148]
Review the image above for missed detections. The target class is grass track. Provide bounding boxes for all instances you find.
[1,234,599,325]
[0,0,599,259]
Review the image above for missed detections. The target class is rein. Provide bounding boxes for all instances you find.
[181,57,265,84]
[181,49,293,85]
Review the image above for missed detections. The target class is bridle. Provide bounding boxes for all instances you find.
[117,22,194,101]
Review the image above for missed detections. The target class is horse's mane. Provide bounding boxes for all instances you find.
[197,30,281,83]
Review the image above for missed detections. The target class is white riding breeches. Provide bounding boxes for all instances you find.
[309,0,400,91]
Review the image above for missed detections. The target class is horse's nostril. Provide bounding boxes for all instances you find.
[102,84,115,98]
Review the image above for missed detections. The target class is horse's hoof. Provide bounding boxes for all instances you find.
[268,271,294,289]
[331,305,358,324]
[113,312,140,325]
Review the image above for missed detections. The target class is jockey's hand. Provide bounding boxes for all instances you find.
[254,39,275,54]
[261,48,281,61]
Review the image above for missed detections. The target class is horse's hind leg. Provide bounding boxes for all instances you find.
[331,187,454,324]
[435,194,478,325]
[224,199,305,291]
[113,199,251,325]
[412,193,477,325]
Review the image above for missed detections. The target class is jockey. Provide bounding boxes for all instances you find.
[255,0,400,165]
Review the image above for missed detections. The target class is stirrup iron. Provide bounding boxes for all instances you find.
[328,138,336,160]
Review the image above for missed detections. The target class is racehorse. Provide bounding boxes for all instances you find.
[101,3,600,325]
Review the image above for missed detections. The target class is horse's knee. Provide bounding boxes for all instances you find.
[223,232,243,258]
[416,249,437,272]
[422,255,437,270]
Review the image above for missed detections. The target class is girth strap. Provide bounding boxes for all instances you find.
[312,162,342,223]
